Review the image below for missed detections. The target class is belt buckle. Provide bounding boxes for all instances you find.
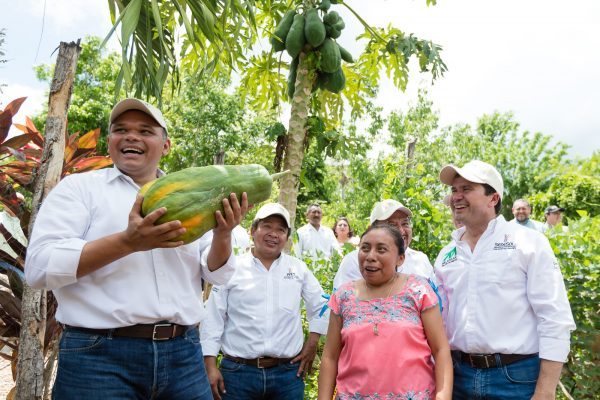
[469,353,493,368]
[256,357,266,369]
[152,323,175,341]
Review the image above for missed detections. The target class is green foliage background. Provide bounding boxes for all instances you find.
[19,36,600,399]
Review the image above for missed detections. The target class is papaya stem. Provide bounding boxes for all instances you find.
[270,170,291,181]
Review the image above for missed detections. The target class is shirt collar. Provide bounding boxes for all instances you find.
[108,166,165,185]
[451,215,505,241]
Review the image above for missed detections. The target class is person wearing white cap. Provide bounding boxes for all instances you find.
[332,199,434,290]
[435,159,575,400]
[293,203,340,260]
[25,98,248,399]
[201,203,329,400]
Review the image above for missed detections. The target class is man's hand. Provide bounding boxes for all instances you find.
[213,192,250,236]
[121,195,186,251]
[204,357,226,400]
[291,333,320,378]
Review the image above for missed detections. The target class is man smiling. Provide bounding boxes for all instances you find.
[25,98,247,399]
[202,203,329,400]
[435,159,575,400]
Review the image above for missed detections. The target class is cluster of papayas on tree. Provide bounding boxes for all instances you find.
[270,0,354,97]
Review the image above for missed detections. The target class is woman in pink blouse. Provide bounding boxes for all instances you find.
[318,223,452,400]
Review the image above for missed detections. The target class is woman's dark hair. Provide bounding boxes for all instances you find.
[482,183,502,215]
[332,217,355,238]
[361,222,405,256]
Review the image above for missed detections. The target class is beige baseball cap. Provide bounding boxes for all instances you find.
[254,203,291,228]
[109,98,168,134]
[439,160,504,199]
[369,199,412,224]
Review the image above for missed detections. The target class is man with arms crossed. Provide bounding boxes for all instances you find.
[435,159,575,399]
[25,98,248,399]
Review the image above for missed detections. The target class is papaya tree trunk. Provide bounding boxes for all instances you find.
[16,40,81,400]
[278,51,312,228]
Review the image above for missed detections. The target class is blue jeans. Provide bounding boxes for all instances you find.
[219,357,304,400]
[52,327,212,400]
[452,352,540,399]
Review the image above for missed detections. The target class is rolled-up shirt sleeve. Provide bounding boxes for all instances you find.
[25,177,90,290]
[200,245,236,286]
[302,267,329,335]
[525,235,576,362]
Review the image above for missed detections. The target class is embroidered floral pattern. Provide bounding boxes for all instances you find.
[336,389,432,400]
[336,275,432,331]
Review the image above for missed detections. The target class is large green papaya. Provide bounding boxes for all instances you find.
[270,10,296,52]
[286,14,306,58]
[304,8,326,47]
[319,38,341,73]
[140,164,281,244]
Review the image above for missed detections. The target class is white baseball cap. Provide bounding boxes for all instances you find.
[110,98,168,134]
[369,199,412,224]
[254,203,291,228]
[439,160,504,199]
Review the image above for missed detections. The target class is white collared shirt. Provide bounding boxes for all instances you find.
[200,252,329,358]
[434,216,575,362]
[198,225,251,256]
[25,167,235,328]
[332,247,435,290]
[293,223,340,259]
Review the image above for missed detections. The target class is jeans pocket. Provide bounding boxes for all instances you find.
[501,357,540,384]
[279,361,300,371]
[219,358,244,372]
[59,330,106,353]
[183,327,201,345]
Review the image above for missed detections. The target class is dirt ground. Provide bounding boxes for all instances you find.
[0,358,14,399]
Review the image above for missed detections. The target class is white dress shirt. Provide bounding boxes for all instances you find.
[434,216,575,362]
[332,247,435,290]
[201,252,329,358]
[25,167,235,328]
[293,223,340,259]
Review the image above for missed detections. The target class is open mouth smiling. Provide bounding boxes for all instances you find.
[121,147,144,155]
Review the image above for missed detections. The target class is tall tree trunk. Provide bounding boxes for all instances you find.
[278,51,312,228]
[16,40,81,400]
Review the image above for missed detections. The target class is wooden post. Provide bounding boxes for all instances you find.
[15,40,81,400]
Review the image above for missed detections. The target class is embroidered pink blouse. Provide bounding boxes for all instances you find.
[329,274,439,400]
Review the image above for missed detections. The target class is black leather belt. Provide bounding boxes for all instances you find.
[222,354,295,369]
[64,322,197,341]
[453,350,538,369]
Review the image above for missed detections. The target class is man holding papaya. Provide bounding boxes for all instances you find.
[25,98,247,399]
[201,203,329,400]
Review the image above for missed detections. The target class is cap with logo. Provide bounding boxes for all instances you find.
[109,98,168,134]
[254,203,291,229]
[439,160,504,199]
[545,205,565,214]
[369,199,412,224]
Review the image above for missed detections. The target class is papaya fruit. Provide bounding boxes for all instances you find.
[286,14,306,58]
[338,44,354,63]
[322,68,346,93]
[323,11,340,26]
[304,8,326,47]
[287,57,299,100]
[319,38,341,73]
[325,24,341,39]
[318,0,331,11]
[270,10,296,52]
[140,164,283,244]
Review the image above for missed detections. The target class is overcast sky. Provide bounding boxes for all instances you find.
[1,0,598,158]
